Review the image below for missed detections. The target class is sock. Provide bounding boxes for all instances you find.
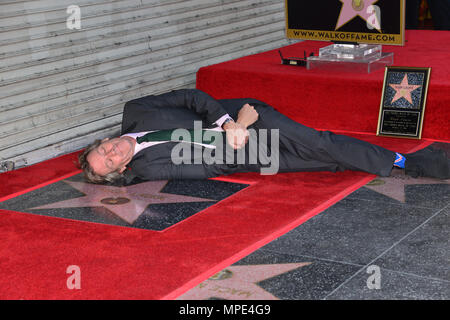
[394,152,406,168]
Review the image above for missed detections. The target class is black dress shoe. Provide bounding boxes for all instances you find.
[405,146,450,179]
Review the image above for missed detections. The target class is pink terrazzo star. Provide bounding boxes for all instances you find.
[366,174,449,203]
[336,0,380,30]
[177,262,311,300]
[389,74,421,105]
[31,180,214,224]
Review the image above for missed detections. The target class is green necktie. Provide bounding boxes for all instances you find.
[136,129,219,145]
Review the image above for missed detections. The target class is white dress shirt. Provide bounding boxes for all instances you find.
[122,114,233,156]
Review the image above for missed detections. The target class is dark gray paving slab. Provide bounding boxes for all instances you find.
[262,197,436,265]
[372,207,450,281]
[232,250,362,300]
[326,268,450,300]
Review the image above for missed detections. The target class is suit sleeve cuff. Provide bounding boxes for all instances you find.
[214,114,233,128]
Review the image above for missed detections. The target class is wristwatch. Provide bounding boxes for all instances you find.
[222,117,234,128]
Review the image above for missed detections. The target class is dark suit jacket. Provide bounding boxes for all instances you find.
[121,89,396,182]
[121,89,271,181]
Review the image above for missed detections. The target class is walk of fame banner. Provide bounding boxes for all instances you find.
[285,0,405,45]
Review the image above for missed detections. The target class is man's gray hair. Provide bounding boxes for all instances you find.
[78,139,124,184]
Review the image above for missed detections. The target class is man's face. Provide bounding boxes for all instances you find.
[87,137,135,176]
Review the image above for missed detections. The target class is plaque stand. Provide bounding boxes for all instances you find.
[306,43,394,73]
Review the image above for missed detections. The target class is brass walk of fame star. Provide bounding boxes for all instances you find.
[336,0,380,31]
[389,74,421,105]
[365,174,449,203]
[176,262,311,300]
[31,180,214,224]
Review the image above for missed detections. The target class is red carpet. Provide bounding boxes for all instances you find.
[197,30,450,142]
[0,133,430,299]
[0,153,81,202]
[1,30,447,299]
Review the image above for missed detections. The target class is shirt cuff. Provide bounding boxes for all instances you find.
[214,114,233,128]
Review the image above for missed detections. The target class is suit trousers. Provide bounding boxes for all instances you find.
[244,103,397,177]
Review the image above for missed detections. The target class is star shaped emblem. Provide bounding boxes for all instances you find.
[389,74,422,105]
[30,180,214,224]
[176,262,311,300]
[336,0,380,31]
[365,172,449,203]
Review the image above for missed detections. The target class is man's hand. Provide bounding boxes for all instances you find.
[223,121,249,150]
[236,103,259,128]
[222,104,259,150]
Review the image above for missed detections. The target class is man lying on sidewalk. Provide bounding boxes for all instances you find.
[78,89,450,184]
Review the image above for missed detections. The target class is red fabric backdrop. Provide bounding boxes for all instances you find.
[197,30,450,142]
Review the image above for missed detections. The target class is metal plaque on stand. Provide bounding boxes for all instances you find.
[377,66,431,139]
